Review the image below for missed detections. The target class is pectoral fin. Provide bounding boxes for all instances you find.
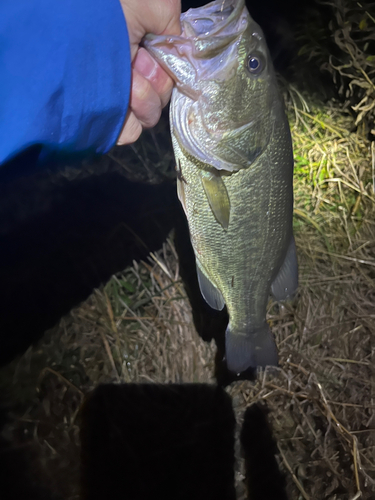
[177,176,188,217]
[196,264,225,311]
[271,236,298,301]
[200,171,230,230]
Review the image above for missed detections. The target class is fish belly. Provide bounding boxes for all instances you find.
[172,117,294,372]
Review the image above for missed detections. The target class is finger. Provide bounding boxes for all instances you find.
[133,48,173,108]
[117,62,168,146]
[129,67,162,128]
[141,0,181,35]
[117,110,142,145]
[121,0,181,57]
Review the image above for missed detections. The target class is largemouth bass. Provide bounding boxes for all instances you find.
[144,0,298,373]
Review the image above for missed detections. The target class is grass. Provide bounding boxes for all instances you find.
[295,0,375,138]
[1,93,374,499]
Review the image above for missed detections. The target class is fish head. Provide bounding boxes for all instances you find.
[143,0,279,171]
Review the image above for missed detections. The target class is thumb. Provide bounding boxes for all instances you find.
[120,0,181,59]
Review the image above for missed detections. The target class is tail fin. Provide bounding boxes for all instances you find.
[225,323,278,374]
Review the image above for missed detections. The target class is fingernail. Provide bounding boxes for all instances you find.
[133,48,158,80]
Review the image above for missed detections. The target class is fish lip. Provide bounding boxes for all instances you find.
[182,0,246,39]
[143,0,248,56]
[142,0,250,94]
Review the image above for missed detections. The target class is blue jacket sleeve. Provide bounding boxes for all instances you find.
[0,0,131,170]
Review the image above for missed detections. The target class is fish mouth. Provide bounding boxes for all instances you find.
[181,0,245,40]
[144,0,247,54]
[143,0,249,97]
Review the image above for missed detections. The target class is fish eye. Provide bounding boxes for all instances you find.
[246,54,265,75]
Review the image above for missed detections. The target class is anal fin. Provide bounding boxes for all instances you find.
[271,236,298,301]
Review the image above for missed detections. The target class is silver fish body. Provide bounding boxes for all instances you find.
[144,0,298,373]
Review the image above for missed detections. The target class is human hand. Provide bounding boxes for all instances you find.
[118,0,181,145]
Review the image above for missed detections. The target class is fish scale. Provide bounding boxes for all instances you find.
[144,0,298,373]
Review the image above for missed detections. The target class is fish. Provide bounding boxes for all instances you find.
[144,0,298,373]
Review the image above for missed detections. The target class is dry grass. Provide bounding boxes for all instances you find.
[0,239,217,500]
[296,0,375,136]
[59,240,216,387]
[2,93,375,498]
